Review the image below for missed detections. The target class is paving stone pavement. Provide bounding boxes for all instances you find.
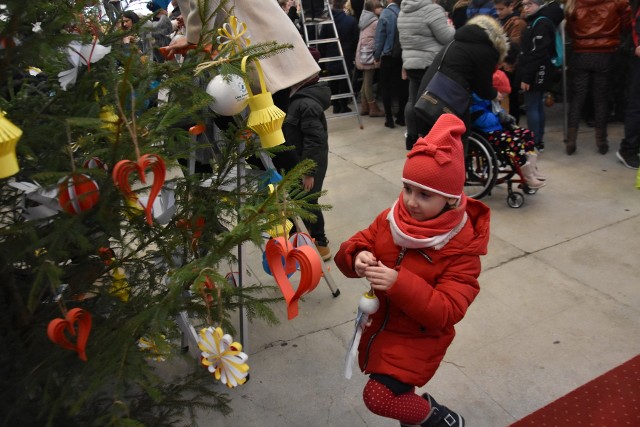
[187,103,640,427]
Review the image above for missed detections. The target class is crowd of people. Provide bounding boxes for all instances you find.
[289,0,637,173]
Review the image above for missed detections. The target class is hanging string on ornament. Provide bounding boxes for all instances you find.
[344,287,379,379]
[58,122,100,214]
[111,80,166,225]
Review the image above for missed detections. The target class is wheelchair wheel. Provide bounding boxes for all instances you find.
[507,192,525,208]
[464,133,498,200]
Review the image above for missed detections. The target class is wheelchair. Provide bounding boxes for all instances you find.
[463,131,537,208]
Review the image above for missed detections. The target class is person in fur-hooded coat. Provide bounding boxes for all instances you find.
[417,14,509,138]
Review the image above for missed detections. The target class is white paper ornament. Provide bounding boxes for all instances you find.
[206,74,249,116]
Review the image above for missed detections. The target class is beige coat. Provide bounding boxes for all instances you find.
[176,0,320,93]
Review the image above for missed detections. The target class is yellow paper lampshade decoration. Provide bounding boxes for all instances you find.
[241,56,286,149]
[0,111,22,179]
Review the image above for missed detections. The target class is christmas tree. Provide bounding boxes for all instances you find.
[0,1,319,425]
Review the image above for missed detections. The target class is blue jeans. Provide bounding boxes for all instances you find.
[524,90,545,145]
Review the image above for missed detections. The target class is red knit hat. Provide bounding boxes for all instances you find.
[492,69,511,94]
[402,114,466,199]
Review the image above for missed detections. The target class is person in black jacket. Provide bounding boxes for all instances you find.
[518,0,563,152]
[417,14,509,139]
[280,51,333,261]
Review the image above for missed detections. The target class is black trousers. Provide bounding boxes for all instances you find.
[568,52,614,129]
[379,56,409,123]
[621,55,640,156]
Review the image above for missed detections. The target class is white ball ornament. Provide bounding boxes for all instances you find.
[358,291,379,314]
[206,74,249,116]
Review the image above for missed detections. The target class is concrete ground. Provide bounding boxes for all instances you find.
[195,103,640,427]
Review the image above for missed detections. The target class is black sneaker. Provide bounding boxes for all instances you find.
[535,140,545,153]
[616,150,640,170]
[420,393,465,427]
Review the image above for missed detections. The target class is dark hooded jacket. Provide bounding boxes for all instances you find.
[417,14,508,129]
[518,0,564,89]
[280,81,332,183]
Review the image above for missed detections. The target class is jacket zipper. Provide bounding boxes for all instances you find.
[362,247,407,370]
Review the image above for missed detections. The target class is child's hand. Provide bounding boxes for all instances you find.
[354,251,377,277]
[302,175,314,191]
[365,261,398,292]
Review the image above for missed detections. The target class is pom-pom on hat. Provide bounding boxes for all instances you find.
[402,114,466,199]
[493,69,511,94]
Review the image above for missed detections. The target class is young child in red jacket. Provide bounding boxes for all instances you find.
[335,114,490,427]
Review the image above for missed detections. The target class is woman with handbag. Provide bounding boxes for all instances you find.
[355,0,385,117]
[398,0,455,150]
[415,14,509,140]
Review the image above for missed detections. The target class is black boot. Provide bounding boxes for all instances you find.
[405,134,418,151]
[595,127,609,154]
[420,393,465,427]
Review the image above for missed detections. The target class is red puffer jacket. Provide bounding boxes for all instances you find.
[566,0,632,53]
[335,197,490,386]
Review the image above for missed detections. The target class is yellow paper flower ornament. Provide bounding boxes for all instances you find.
[198,326,249,388]
[216,15,251,55]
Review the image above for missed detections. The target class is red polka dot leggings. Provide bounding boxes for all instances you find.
[362,378,431,425]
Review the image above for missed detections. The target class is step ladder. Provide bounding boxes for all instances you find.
[297,0,363,129]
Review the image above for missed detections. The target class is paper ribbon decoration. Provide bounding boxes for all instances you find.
[112,154,166,225]
[58,40,112,90]
[47,307,92,361]
[344,290,380,379]
[110,267,130,302]
[216,15,251,54]
[137,335,169,362]
[0,111,22,179]
[99,105,119,135]
[241,56,286,148]
[83,156,107,170]
[8,181,61,221]
[198,326,249,388]
[265,236,322,320]
[58,174,100,215]
[138,181,177,225]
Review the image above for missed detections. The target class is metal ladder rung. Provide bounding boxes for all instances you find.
[318,56,343,63]
[320,74,350,82]
[307,38,340,45]
[330,93,353,101]
[298,0,362,129]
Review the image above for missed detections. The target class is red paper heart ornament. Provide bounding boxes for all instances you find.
[112,154,166,225]
[47,308,92,361]
[265,236,322,320]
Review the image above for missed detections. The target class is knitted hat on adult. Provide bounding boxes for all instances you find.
[402,114,466,199]
[493,69,511,94]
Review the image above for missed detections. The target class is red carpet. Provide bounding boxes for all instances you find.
[510,354,640,426]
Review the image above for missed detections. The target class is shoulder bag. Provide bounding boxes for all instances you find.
[414,43,470,127]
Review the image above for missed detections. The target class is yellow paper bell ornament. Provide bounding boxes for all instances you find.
[241,56,285,148]
[99,105,119,134]
[0,111,22,179]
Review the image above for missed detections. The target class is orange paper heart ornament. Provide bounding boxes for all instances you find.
[265,236,322,320]
[47,308,92,361]
[112,154,166,225]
